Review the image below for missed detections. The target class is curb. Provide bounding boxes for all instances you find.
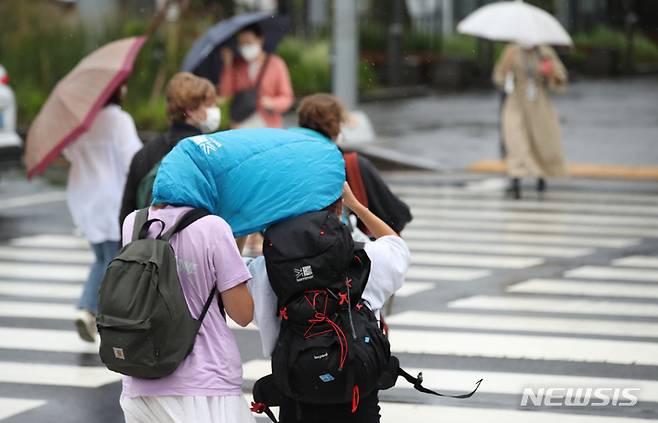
[468,159,658,181]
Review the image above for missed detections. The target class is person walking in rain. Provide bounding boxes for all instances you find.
[120,72,220,224]
[65,84,142,342]
[219,23,293,128]
[493,43,568,199]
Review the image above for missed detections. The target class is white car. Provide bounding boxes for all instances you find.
[0,65,22,168]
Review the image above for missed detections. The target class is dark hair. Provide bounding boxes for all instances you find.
[239,23,263,38]
[105,84,124,107]
[324,197,343,215]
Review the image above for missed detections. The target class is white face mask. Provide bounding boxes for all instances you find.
[335,131,346,146]
[240,43,262,62]
[199,106,221,133]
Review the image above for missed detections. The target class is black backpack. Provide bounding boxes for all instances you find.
[97,207,220,379]
[251,211,482,421]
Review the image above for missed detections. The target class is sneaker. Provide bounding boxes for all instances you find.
[75,309,97,343]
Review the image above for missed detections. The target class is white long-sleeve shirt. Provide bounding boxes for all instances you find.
[246,235,410,357]
[64,104,141,243]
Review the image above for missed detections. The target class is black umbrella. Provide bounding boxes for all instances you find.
[182,11,290,85]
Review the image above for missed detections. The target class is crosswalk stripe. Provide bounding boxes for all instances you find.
[0,300,258,332]
[385,311,658,338]
[8,234,89,250]
[0,398,46,420]
[0,191,66,210]
[0,328,99,354]
[377,402,644,423]
[508,279,658,299]
[0,282,81,299]
[390,184,658,205]
[0,246,94,264]
[408,206,658,227]
[565,266,658,282]
[411,253,544,269]
[408,240,592,258]
[394,282,435,297]
[388,329,658,365]
[403,196,658,216]
[613,256,658,268]
[248,394,645,423]
[449,295,658,318]
[0,262,88,282]
[242,359,658,402]
[403,228,637,248]
[406,266,490,281]
[0,362,120,388]
[0,301,78,318]
[407,217,658,238]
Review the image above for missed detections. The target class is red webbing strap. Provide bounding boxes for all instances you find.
[251,402,278,423]
[343,152,368,208]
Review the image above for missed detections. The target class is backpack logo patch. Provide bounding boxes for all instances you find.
[113,347,125,360]
[319,373,335,383]
[294,265,314,282]
[313,352,328,360]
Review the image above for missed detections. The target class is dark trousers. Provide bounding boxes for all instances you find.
[279,391,380,423]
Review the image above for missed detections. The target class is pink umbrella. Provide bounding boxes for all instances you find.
[25,36,146,179]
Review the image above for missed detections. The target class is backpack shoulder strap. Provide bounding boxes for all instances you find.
[161,208,210,241]
[344,152,368,208]
[132,208,150,241]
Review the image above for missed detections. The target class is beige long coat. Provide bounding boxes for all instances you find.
[493,44,568,178]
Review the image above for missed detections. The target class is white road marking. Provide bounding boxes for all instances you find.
[0,300,258,331]
[613,256,658,268]
[411,252,544,269]
[508,278,658,299]
[403,228,637,248]
[0,301,78,318]
[0,362,120,388]
[408,240,592,258]
[409,206,658,227]
[394,282,434,297]
[391,184,658,205]
[9,234,89,250]
[403,196,658,216]
[407,217,658,238]
[388,329,658,365]
[566,266,658,282]
[0,262,88,281]
[0,398,46,420]
[0,246,94,264]
[377,402,645,423]
[386,311,658,338]
[449,295,658,318]
[0,282,81,299]
[0,191,66,210]
[0,328,99,354]
[406,266,490,281]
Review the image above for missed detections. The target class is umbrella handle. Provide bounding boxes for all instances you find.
[145,0,176,37]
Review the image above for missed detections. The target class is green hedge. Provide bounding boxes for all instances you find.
[571,25,658,64]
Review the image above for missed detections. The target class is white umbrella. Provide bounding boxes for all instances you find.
[457,0,573,47]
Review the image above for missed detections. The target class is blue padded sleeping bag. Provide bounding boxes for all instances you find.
[152,128,345,237]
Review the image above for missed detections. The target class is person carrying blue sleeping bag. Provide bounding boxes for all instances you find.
[151,128,345,237]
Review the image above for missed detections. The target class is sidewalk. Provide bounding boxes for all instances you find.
[357,76,658,175]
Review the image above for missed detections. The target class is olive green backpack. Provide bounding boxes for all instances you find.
[136,163,160,209]
[97,207,220,379]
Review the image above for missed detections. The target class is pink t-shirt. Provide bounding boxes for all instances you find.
[120,206,252,397]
